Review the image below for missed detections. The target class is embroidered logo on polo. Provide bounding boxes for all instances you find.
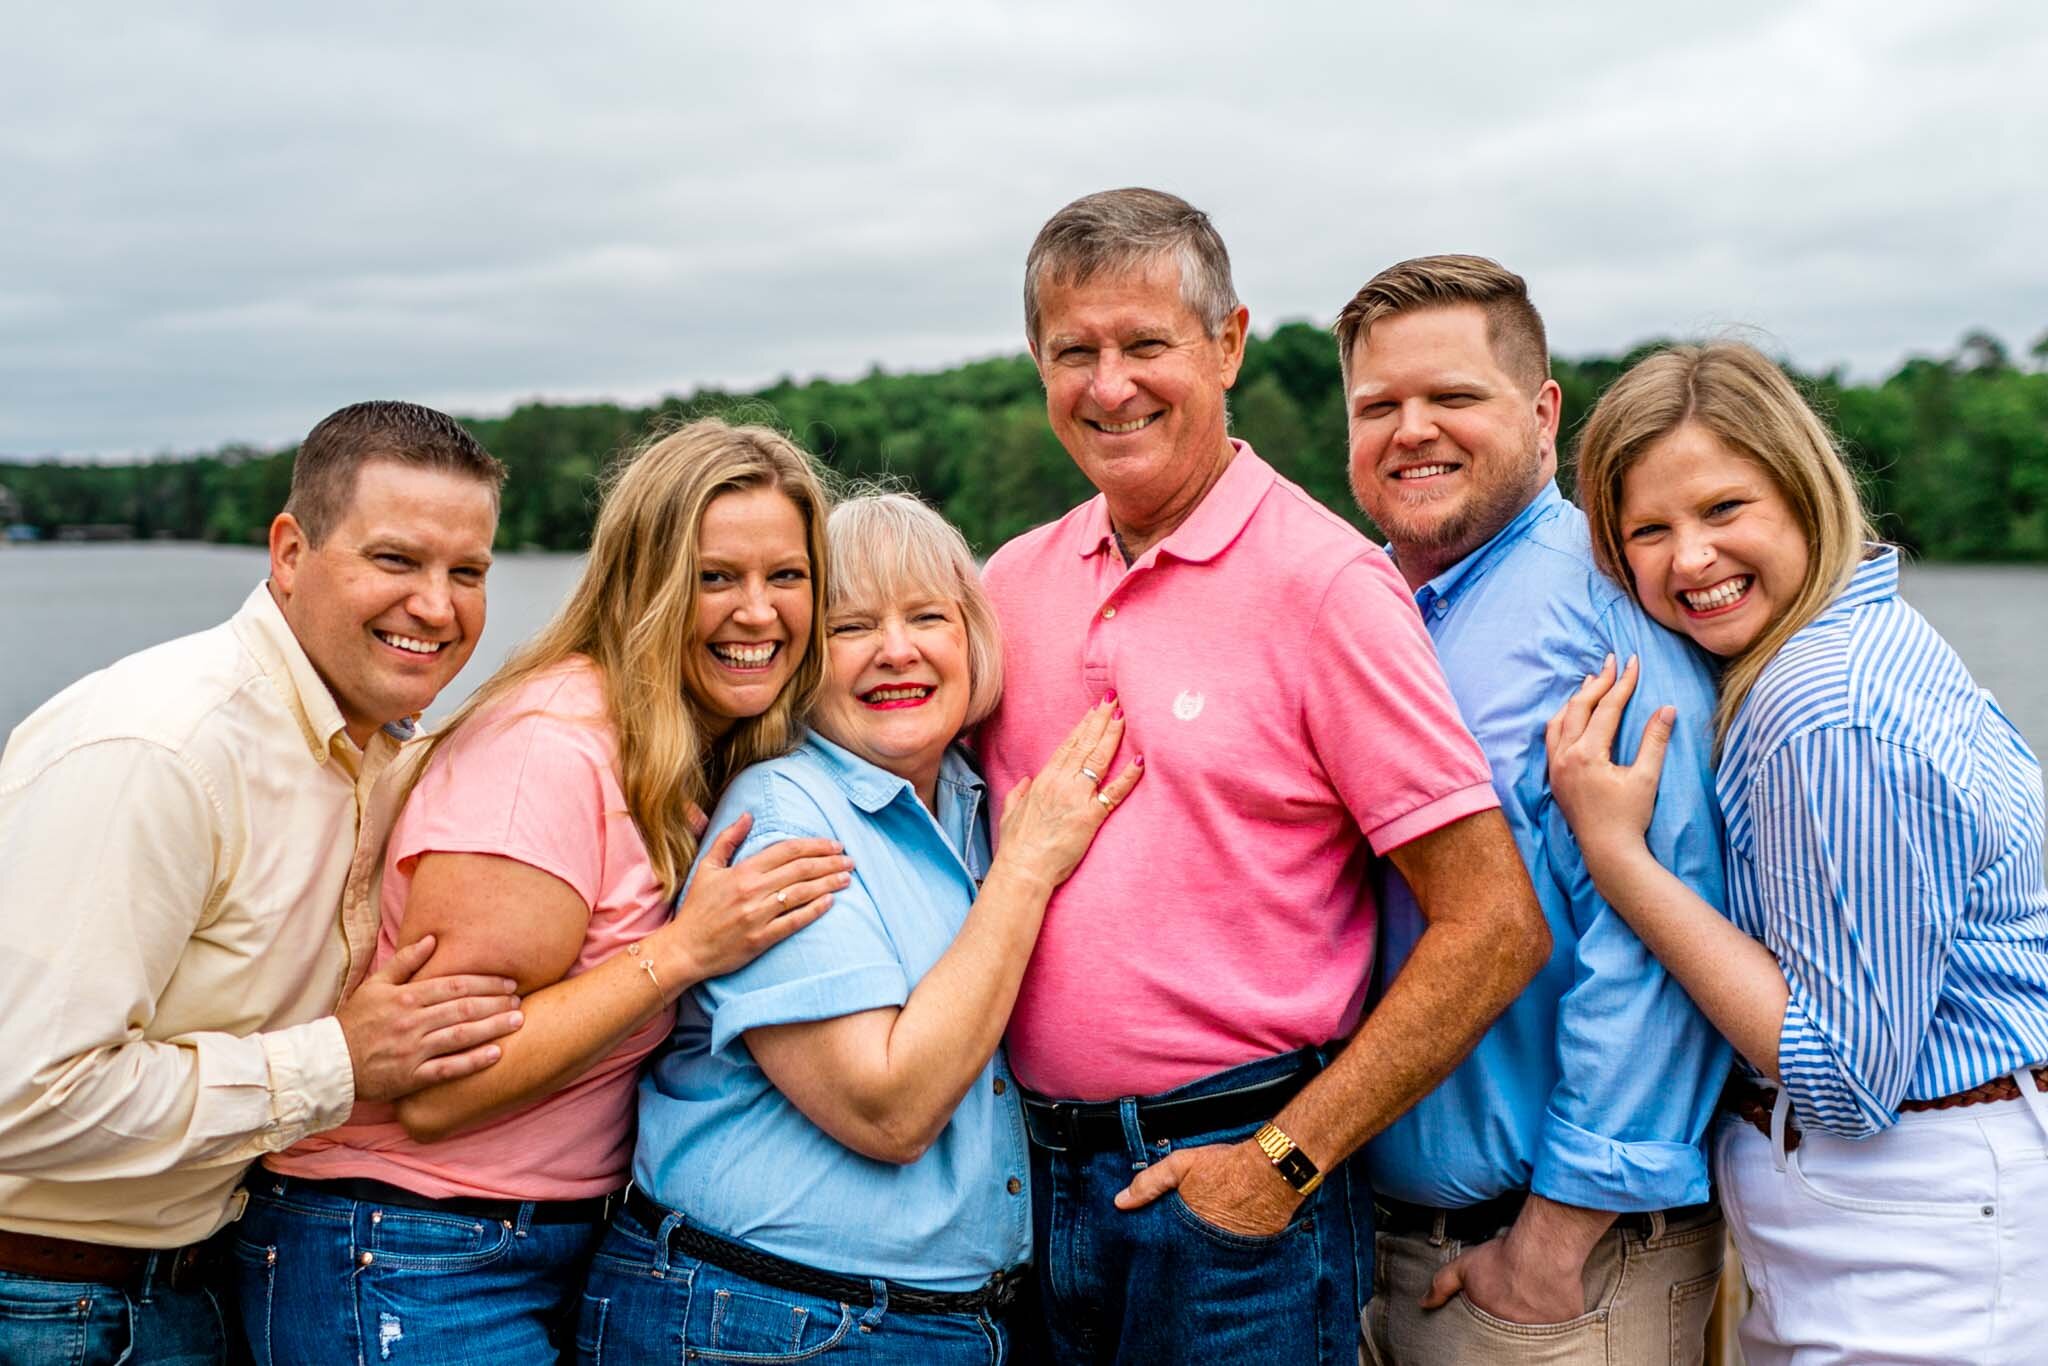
[1172,690,1205,721]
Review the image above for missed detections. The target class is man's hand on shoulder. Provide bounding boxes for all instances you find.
[1111,1139,1302,1238]
[336,936,525,1102]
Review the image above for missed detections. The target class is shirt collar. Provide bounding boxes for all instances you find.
[1412,482,1564,616]
[233,583,360,765]
[799,729,984,817]
[1812,544,1900,626]
[1074,440,1275,566]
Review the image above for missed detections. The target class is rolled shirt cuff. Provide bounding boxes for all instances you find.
[706,963,911,1055]
[1776,996,1887,1139]
[1529,1109,1710,1213]
[1366,781,1502,857]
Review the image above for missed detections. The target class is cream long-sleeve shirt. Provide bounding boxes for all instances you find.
[0,584,406,1247]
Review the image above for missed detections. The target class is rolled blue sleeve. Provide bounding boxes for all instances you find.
[1754,730,1968,1138]
[1532,608,1730,1211]
[693,781,910,1055]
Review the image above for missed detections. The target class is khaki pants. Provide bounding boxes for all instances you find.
[1361,1204,1723,1366]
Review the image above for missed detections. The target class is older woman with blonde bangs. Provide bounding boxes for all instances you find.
[238,417,855,1364]
[1545,341,2048,1363]
[579,492,1143,1365]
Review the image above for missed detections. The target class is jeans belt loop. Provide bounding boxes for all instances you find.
[1117,1097,1149,1171]
[861,1277,889,1330]
[1428,1212,1448,1248]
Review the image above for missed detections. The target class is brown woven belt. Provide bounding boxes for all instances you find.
[1726,1067,2048,1153]
[0,1227,211,1290]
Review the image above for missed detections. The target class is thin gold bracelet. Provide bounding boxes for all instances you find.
[625,940,664,1001]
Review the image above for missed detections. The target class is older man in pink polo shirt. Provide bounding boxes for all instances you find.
[976,188,1548,1364]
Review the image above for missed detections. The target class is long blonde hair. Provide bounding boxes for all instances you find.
[1574,342,1874,743]
[423,416,831,894]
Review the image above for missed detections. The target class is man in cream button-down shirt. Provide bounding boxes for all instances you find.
[0,401,525,1364]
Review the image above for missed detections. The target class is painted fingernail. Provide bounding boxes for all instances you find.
[1135,755,1145,767]
[1113,707,1123,719]
[1103,689,1118,703]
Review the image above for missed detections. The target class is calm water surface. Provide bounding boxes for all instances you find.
[4,544,2047,759]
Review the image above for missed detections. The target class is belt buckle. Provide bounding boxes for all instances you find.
[988,1266,1021,1312]
[163,1244,209,1293]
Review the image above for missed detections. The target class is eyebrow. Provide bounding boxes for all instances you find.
[361,535,492,567]
[1348,375,1492,401]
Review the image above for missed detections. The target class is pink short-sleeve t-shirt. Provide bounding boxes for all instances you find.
[269,659,674,1200]
[978,445,1499,1100]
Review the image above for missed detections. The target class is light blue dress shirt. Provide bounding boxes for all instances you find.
[1366,484,1732,1212]
[1720,547,2048,1138]
[634,731,1032,1291]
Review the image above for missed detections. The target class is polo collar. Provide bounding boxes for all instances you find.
[1074,440,1275,567]
[1412,482,1563,616]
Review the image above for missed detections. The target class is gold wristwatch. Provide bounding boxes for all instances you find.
[1252,1122,1324,1195]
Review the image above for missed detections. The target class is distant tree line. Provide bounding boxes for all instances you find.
[6,323,2047,560]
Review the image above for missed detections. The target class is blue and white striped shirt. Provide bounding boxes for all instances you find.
[1719,547,2048,1138]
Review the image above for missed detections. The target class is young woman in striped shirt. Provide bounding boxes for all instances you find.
[1546,341,2048,1364]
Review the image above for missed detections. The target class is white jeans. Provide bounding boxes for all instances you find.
[1716,1072,2048,1365]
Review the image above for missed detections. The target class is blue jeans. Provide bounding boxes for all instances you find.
[576,1202,1011,1364]
[1028,1049,1372,1365]
[0,1255,229,1366]
[229,1174,601,1365]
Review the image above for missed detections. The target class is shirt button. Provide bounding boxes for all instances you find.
[1007,1177,1023,1195]
[1101,606,1116,619]
[992,1078,1007,1096]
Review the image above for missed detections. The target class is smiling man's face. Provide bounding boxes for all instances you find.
[1032,258,1246,543]
[1346,304,1559,588]
[269,459,497,747]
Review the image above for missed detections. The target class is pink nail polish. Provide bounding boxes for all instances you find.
[1103,689,1118,704]
[1135,755,1145,767]
[1113,707,1123,720]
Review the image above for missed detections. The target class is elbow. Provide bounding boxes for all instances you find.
[393,1096,465,1146]
[852,1111,945,1166]
[1507,899,1551,987]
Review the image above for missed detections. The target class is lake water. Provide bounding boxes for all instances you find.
[5,543,2047,761]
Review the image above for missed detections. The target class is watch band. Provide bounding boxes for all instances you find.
[1252,1121,1324,1196]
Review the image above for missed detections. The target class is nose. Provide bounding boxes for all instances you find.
[875,617,920,668]
[1672,525,1716,578]
[733,578,777,627]
[1088,350,1139,412]
[407,576,455,630]
[1392,398,1437,449]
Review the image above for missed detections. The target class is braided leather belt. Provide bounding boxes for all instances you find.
[1726,1067,2048,1152]
[622,1188,1022,1316]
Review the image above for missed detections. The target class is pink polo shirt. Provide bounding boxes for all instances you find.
[979,444,1498,1100]
[269,659,674,1199]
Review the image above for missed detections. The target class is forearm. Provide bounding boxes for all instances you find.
[1275,898,1539,1169]
[395,931,683,1142]
[1584,839,1787,1080]
[841,858,1054,1144]
[0,1019,353,1176]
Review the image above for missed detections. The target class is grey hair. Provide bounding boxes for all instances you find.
[1024,187,1240,347]
[825,491,1005,728]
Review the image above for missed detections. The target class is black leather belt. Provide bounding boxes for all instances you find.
[0,1229,213,1292]
[264,1174,619,1226]
[623,1188,1021,1316]
[1373,1192,1718,1243]
[1019,1050,1322,1153]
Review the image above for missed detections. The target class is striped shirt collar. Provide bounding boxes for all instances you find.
[1812,544,1901,625]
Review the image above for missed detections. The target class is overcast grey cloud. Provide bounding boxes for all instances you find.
[4,0,2045,455]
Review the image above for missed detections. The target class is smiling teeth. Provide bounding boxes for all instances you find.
[378,632,442,654]
[1681,577,1751,611]
[711,642,776,666]
[1097,415,1157,434]
[866,686,932,701]
[1394,464,1457,480]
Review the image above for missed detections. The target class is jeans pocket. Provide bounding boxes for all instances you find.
[685,1273,856,1362]
[362,1207,515,1271]
[1455,1293,1608,1342]
[575,1292,609,1366]
[1165,1189,1313,1251]
[228,1236,278,1366]
[1668,1265,1721,1366]
[0,1274,103,1366]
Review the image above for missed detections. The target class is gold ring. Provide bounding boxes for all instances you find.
[1079,765,1102,783]
[1094,792,1114,810]
[774,889,789,908]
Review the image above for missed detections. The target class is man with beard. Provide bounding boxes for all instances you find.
[1339,257,1730,1365]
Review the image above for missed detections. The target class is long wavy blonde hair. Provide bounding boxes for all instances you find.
[1575,342,1875,744]
[422,416,832,894]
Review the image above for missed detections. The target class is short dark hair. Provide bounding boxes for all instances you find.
[1333,255,1550,394]
[1024,187,1240,347]
[284,401,506,544]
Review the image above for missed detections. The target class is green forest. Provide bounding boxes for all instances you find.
[5,323,2047,560]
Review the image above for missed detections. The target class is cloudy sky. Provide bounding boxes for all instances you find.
[5,1,2045,457]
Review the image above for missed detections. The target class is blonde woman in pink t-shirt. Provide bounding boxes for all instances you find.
[235,418,853,1365]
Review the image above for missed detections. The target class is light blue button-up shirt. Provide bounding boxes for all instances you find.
[1366,484,1731,1212]
[635,731,1032,1290]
